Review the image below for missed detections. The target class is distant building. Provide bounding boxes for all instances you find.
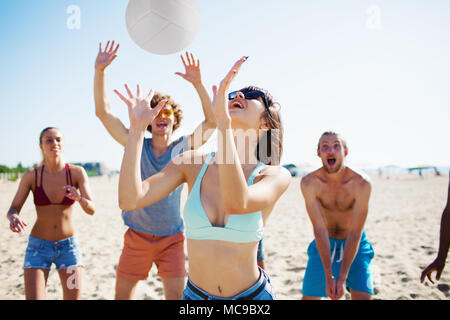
[74,162,110,176]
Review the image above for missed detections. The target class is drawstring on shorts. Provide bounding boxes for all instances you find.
[330,242,344,263]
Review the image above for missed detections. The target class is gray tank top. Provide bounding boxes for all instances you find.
[121,136,189,235]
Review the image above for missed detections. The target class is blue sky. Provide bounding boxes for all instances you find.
[1,0,449,171]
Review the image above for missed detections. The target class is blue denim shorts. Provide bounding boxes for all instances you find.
[257,239,265,262]
[302,231,375,297]
[23,235,83,270]
[182,268,275,300]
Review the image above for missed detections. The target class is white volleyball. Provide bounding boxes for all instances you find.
[125,0,201,55]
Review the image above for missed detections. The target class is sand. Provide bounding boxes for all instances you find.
[0,173,449,300]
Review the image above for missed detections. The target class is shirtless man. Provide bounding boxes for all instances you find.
[300,131,375,300]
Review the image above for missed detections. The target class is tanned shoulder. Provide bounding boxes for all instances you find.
[68,164,87,177]
[300,169,320,189]
[22,168,35,186]
[67,165,87,187]
[347,167,372,195]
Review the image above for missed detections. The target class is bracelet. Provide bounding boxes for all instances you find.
[7,209,18,220]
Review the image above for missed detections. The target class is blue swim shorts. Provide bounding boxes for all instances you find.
[302,231,375,297]
[182,268,275,300]
[23,235,83,270]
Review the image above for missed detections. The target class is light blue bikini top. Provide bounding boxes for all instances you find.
[183,152,265,243]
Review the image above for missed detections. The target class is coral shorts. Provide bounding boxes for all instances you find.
[116,228,186,281]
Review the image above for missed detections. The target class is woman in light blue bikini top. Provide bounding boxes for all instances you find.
[183,152,265,243]
[117,57,291,299]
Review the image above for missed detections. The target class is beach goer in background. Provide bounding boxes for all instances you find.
[94,41,215,300]
[435,168,441,176]
[300,131,374,300]
[115,56,291,300]
[6,127,95,300]
[420,171,450,284]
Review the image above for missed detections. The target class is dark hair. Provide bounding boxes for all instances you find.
[39,127,61,164]
[147,92,183,133]
[239,86,283,165]
[39,127,59,144]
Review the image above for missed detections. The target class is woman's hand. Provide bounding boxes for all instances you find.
[114,84,167,130]
[8,211,27,234]
[211,56,248,127]
[95,41,120,71]
[63,185,82,202]
[175,52,202,86]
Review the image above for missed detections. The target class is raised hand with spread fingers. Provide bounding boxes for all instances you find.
[175,51,202,86]
[95,40,120,71]
[114,84,167,130]
[211,56,248,128]
[175,52,216,149]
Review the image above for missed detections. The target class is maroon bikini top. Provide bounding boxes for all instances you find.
[33,164,76,206]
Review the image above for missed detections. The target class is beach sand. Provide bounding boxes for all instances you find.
[0,174,449,300]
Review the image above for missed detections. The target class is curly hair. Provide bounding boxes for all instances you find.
[147,92,183,133]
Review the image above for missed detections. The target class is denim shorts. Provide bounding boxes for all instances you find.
[23,235,83,270]
[302,231,375,297]
[257,239,265,262]
[182,268,275,300]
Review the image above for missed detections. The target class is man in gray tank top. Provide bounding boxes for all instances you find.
[94,43,215,299]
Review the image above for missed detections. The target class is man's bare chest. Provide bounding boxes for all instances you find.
[317,185,355,212]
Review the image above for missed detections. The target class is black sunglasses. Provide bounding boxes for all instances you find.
[228,90,271,111]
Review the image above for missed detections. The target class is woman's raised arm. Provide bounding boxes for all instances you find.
[115,84,186,210]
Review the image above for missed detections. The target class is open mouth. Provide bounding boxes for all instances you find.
[156,123,168,129]
[327,158,336,166]
[229,101,245,110]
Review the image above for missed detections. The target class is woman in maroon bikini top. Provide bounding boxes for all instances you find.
[6,127,96,300]
[33,163,76,206]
